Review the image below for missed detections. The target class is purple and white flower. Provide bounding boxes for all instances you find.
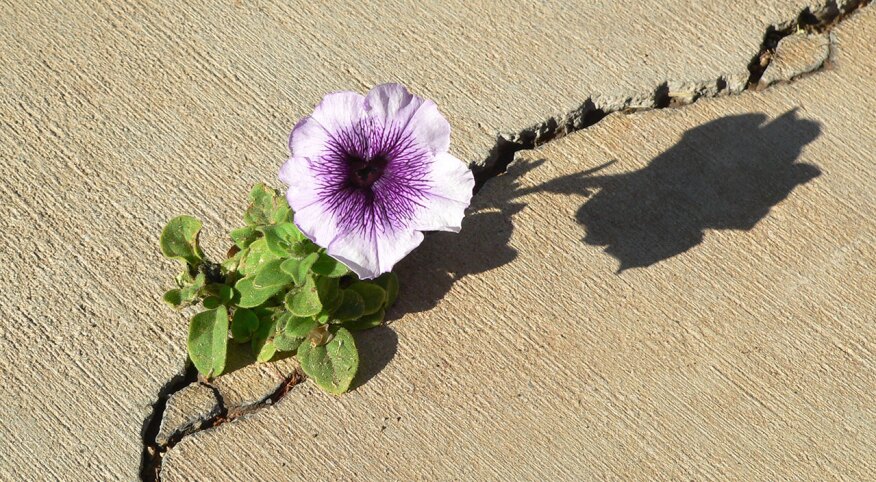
[280,83,474,279]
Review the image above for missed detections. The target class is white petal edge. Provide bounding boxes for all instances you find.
[365,83,450,155]
[289,91,365,156]
[328,227,425,279]
[410,152,474,232]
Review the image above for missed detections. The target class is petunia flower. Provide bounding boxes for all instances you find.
[279,83,474,279]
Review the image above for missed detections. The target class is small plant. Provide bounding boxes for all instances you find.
[161,184,398,395]
[161,83,473,395]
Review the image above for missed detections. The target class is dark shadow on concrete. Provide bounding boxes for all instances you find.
[389,161,543,318]
[368,110,820,385]
[351,326,398,390]
[530,110,821,271]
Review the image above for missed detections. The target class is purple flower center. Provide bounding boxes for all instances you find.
[348,155,388,188]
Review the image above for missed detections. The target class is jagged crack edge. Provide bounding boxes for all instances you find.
[139,362,197,481]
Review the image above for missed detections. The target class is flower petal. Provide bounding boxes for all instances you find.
[410,152,474,232]
[365,83,450,155]
[279,157,320,211]
[328,227,424,279]
[289,91,365,157]
[290,201,342,252]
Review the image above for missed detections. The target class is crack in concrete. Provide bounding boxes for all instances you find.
[138,1,870,479]
[140,367,303,482]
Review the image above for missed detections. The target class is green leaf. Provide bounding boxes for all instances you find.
[251,314,278,362]
[230,308,259,343]
[230,226,260,249]
[288,239,320,259]
[284,275,322,317]
[221,247,246,274]
[280,252,319,286]
[163,289,183,308]
[187,307,229,378]
[179,273,206,305]
[271,197,294,224]
[204,283,234,304]
[160,215,205,266]
[347,282,386,315]
[297,327,358,395]
[234,276,282,308]
[253,259,293,288]
[273,315,318,352]
[260,223,304,257]
[243,183,276,226]
[239,238,280,277]
[332,289,365,322]
[316,276,340,309]
[375,272,399,307]
[343,308,385,331]
[202,296,221,309]
[311,253,350,277]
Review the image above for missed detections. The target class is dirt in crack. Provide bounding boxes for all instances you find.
[747,0,871,86]
[139,366,303,481]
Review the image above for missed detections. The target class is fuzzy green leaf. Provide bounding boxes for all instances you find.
[187,307,229,378]
[316,276,340,309]
[235,276,282,308]
[280,252,318,286]
[251,313,278,362]
[348,282,386,315]
[163,289,183,308]
[160,215,205,266]
[178,273,206,305]
[260,223,304,257]
[243,183,276,226]
[230,226,260,249]
[239,238,280,277]
[204,283,234,304]
[343,308,385,331]
[230,308,259,343]
[285,275,322,317]
[297,327,358,395]
[375,272,399,307]
[288,239,320,259]
[273,315,318,352]
[311,253,350,278]
[253,259,293,288]
[271,197,294,224]
[332,290,365,322]
[202,296,221,309]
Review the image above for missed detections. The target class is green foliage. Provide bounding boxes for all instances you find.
[297,327,358,395]
[187,307,229,378]
[160,184,400,394]
[160,216,205,266]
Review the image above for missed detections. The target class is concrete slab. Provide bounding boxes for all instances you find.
[0,0,872,480]
[160,7,876,480]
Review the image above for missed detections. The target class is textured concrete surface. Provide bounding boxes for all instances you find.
[209,352,298,412]
[1,0,873,480]
[162,8,876,481]
[156,384,220,447]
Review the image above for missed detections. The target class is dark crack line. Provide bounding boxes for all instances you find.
[139,362,197,482]
[472,0,871,192]
[140,368,304,482]
[140,1,870,479]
